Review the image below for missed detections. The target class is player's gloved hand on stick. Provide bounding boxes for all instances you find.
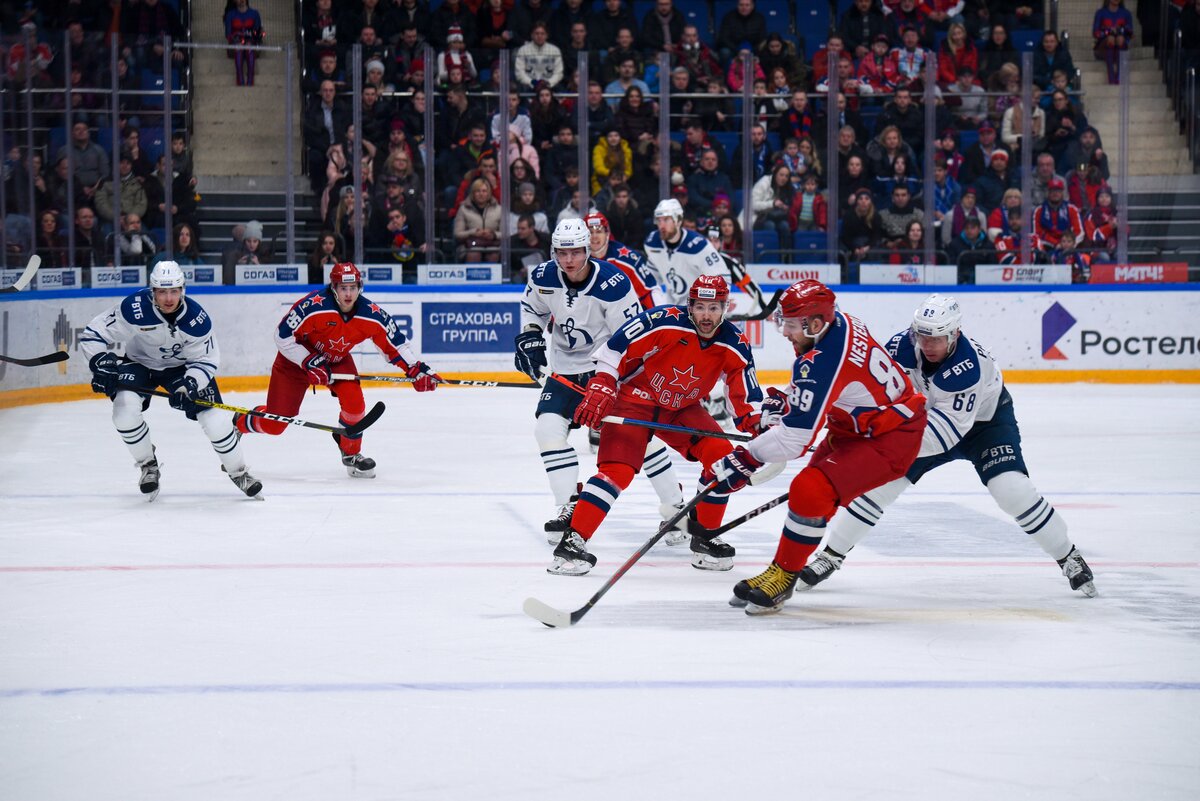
[573,373,617,430]
[513,329,548,381]
[167,375,200,411]
[760,387,789,429]
[405,361,441,392]
[713,446,763,493]
[734,410,762,435]
[302,351,330,386]
[89,352,120,395]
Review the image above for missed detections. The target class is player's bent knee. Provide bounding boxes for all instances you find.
[863,477,912,510]
[986,470,1039,516]
[111,391,144,427]
[196,407,234,438]
[596,461,636,491]
[788,467,839,520]
[534,413,572,449]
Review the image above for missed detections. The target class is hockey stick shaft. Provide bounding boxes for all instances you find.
[0,350,69,366]
[0,255,40,293]
[330,372,540,389]
[139,388,384,436]
[703,492,789,538]
[727,288,783,322]
[524,482,720,628]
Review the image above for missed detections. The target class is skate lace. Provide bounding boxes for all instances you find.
[555,501,576,520]
[752,563,797,596]
[1061,552,1084,579]
[809,553,840,576]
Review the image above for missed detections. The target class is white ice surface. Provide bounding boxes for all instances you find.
[1,384,1198,801]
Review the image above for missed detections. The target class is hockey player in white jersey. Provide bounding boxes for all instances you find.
[642,198,729,304]
[516,218,688,543]
[796,294,1097,597]
[81,262,262,501]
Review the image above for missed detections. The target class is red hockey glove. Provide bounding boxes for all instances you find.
[302,352,330,386]
[712,446,764,493]
[406,361,442,392]
[734,411,762,435]
[573,373,617,429]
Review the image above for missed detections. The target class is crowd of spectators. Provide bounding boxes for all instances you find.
[296,0,1133,279]
[1,0,196,274]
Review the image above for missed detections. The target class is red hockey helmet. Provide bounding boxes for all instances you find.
[776,279,837,336]
[688,274,730,305]
[330,262,362,287]
[583,212,610,232]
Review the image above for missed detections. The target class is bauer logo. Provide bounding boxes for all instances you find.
[423,302,520,353]
[1041,302,1076,360]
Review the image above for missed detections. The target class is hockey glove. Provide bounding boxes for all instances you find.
[573,372,618,430]
[302,351,331,386]
[89,352,120,395]
[734,411,762,435]
[167,375,200,411]
[406,361,442,392]
[513,329,548,381]
[760,387,790,429]
[713,446,763,493]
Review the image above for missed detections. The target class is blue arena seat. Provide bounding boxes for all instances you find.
[793,230,826,252]
[710,131,740,155]
[139,68,181,110]
[676,0,713,42]
[752,228,779,259]
[758,0,794,36]
[140,127,165,163]
[958,129,980,151]
[794,0,831,60]
[1012,29,1042,53]
[731,189,744,212]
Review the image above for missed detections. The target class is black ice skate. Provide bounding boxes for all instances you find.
[548,529,597,576]
[341,453,377,478]
[1057,547,1098,597]
[137,452,160,502]
[229,469,263,499]
[797,548,845,591]
[690,525,735,571]
[544,483,582,544]
[731,562,799,615]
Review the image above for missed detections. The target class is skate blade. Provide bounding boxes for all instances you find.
[142,488,160,503]
[691,554,734,571]
[346,468,376,479]
[1077,581,1098,598]
[745,601,785,616]
[728,594,749,608]
[547,558,593,577]
[662,530,689,547]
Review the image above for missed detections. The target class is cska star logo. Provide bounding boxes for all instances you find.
[617,246,632,258]
[800,348,821,363]
[665,307,683,319]
[737,330,751,347]
[309,294,325,306]
[369,303,382,314]
[669,365,700,391]
[325,336,352,355]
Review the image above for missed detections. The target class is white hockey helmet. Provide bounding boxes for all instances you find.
[149,260,186,292]
[653,198,684,222]
[911,293,962,352]
[551,217,590,251]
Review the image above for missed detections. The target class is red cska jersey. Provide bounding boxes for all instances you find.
[274,288,418,369]
[592,305,763,427]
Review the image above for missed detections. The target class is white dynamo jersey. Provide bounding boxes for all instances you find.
[519,257,643,375]
[886,330,1005,458]
[643,227,729,304]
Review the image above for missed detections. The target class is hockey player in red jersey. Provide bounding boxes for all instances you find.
[712,280,928,614]
[548,274,765,576]
[234,262,442,478]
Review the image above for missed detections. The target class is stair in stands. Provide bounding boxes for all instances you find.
[195,190,320,264]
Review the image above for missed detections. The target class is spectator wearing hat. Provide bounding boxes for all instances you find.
[717,0,767,64]
[222,219,271,283]
[437,25,478,86]
[858,34,901,93]
[364,58,393,93]
[935,128,965,180]
[977,149,1019,212]
[1062,126,1110,182]
[947,215,996,282]
[942,184,989,246]
[726,42,764,93]
[987,187,1025,241]
[959,121,1008,187]
[641,0,686,56]
[1034,177,1084,258]
[840,0,889,60]
[95,152,149,225]
[515,21,564,91]
[430,0,477,49]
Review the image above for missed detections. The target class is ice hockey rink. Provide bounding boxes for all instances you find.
[1,383,1197,800]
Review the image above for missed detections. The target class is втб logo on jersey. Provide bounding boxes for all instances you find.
[1041,301,1076,360]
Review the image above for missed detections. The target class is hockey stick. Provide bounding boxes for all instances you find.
[0,350,69,366]
[522,463,786,629]
[727,288,783,322]
[693,492,789,540]
[139,388,385,436]
[0,255,41,293]
[330,372,541,389]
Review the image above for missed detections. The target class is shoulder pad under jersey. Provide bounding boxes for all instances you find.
[587,260,632,301]
[930,336,982,392]
[675,229,710,254]
[529,260,564,288]
[119,289,158,326]
[175,298,213,336]
[887,331,919,370]
[643,230,664,250]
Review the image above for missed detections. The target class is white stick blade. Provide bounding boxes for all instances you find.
[750,461,787,486]
[523,597,572,628]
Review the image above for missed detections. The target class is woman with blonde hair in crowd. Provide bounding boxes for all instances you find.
[1001,87,1046,160]
[454,178,502,262]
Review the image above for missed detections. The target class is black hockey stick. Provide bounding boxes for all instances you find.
[0,350,69,367]
[140,388,385,436]
[524,481,720,628]
[331,372,541,389]
[727,288,783,322]
[692,492,789,540]
[522,464,786,628]
[0,255,40,293]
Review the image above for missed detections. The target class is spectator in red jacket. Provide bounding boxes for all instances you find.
[789,173,828,231]
[937,23,979,88]
[1034,178,1085,258]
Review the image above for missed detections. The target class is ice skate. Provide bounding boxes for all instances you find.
[228,468,263,499]
[659,501,688,546]
[137,452,160,502]
[731,562,799,615]
[341,453,377,478]
[690,530,735,571]
[1057,547,1097,597]
[548,529,596,576]
[544,483,581,544]
[797,548,844,591]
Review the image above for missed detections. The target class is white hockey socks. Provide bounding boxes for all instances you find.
[987,471,1072,561]
[643,443,684,507]
[825,477,912,555]
[199,408,247,476]
[535,413,579,505]
[112,390,155,465]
